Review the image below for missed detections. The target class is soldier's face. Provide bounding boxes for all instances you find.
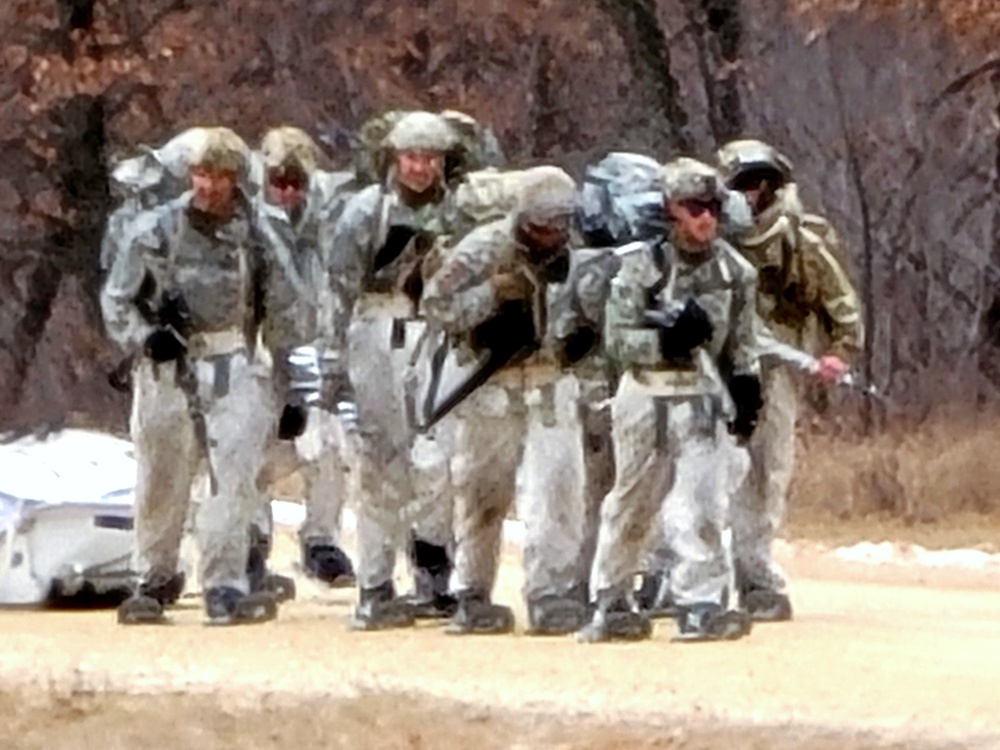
[517,214,571,257]
[729,170,781,216]
[266,166,308,212]
[668,199,719,248]
[190,167,238,215]
[395,150,444,194]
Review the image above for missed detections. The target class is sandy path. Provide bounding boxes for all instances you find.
[2,537,999,748]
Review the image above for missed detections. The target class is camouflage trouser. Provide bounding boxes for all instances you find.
[451,372,589,603]
[643,430,749,588]
[590,373,734,609]
[408,419,454,550]
[131,359,199,587]
[732,366,796,592]
[577,376,615,593]
[131,349,274,593]
[255,405,350,545]
[348,303,451,590]
[296,407,351,545]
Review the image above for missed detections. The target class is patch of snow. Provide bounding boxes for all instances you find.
[832,541,1000,570]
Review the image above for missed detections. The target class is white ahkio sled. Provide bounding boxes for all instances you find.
[0,429,137,606]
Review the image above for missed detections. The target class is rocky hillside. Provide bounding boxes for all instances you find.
[1,0,998,436]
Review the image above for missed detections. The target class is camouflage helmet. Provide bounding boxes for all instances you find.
[384,111,458,152]
[260,126,319,174]
[514,166,578,223]
[190,127,251,180]
[661,157,725,203]
[715,139,794,188]
[154,127,212,178]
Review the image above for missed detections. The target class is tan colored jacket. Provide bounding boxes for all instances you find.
[738,185,863,360]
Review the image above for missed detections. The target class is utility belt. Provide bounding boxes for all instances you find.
[186,328,249,359]
[627,349,723,401]
[355,292,415,320]
[492,360,563,390]
[354,292,422,350]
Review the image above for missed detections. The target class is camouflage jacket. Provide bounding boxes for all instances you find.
[604,235,760,393]
[422,217,589,371]
[737,185,863,359]
[255,168,356,348]
[100,192,307,359]
[320,180,459,353]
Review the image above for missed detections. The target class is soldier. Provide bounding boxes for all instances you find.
[578,158,761,643]
[715,139,863,621]
[254,126,356,587]
[102,128,313,625]
[323,111,463,629]
[421,166,598,635]
[100,128,213,608]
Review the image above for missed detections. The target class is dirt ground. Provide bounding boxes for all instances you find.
[3,533,1000,750]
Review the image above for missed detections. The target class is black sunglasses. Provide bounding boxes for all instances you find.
[678,199,721,218]
[268,167,308,192]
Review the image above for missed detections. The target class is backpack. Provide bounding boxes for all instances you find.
[579,152,667,247]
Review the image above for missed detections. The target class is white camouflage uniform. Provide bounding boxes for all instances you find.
[422,167,594,632]
[252,130,358,561]
[101,134,309,607]
[584,159,761,640]
[547,247,622,597]
[322,113,460,615]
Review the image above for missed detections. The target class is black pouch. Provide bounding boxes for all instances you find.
[212,356,231,399]
[391,318,407,349]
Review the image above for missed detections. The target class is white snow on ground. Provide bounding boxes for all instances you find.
[829,540,1000,570]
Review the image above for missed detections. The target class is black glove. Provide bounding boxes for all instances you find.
[727,374,763,443]
[373,224,418,272]
[278,404,309,440]
[658,298,714,360]
[557,326,598,365]
[537,250,570,284]
[143,327,185,363]
[470,300,537,355]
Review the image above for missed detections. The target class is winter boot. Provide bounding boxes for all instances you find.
[576,589,652,643]
[204,586,278,626]
[144,572,186,606]
[405,536,457,619]
[634,571,678,619]
[302,538,356,588]
[673,603,752,642]
[245,525,297,602]
[444,589,515,635]
[526,584,590,636]
[117,594,166,625]
[117,573,187,625]
[262,573,297,603]
[742,589,793,622]
[349,581,415,631]
[246,523,271,594]
[736,566,792,622]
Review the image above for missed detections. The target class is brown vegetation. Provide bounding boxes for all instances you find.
[2,1,1000,525]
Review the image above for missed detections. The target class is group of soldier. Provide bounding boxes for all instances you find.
[98,108,862,642]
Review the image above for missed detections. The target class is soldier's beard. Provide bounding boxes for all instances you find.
[191,193,236,221]
[395,180,443,208]
[671,225,715,255]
